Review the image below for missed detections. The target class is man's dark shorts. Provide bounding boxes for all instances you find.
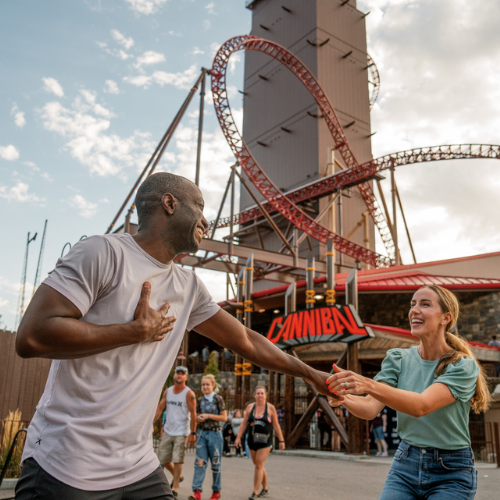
[15,458,174,500]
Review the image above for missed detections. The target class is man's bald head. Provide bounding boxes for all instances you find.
[135,172,191,226]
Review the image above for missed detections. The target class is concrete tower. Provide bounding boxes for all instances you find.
[239,0,375,277]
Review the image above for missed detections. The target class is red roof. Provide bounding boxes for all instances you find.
[366,324,500,352]
[248,269,500,300]
[340,270,500,291]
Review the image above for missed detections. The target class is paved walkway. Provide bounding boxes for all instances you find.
[1,451,498,499]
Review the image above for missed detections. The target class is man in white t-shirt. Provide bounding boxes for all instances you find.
[153,366,196,498]
[15,172,332,500]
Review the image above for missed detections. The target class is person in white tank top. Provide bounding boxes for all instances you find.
[154,366,197,497]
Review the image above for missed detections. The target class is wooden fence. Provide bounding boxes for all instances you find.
[0,330,51,422]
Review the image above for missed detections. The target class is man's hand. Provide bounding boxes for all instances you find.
[133,282,176,343]
[188,434,197,447]
[306,369,341,399]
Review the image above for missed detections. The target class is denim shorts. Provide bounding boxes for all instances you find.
[373,426,385,441]
[379,440,477,500]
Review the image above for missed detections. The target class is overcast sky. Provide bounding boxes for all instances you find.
[1,0,499,331]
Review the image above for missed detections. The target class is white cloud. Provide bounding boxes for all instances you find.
[205,2,216,15]
[70,194,99,218]
[97,41,132,61]
[357,0,500,263]
[11,104,26,127]
[42,77,64,97]
[104,80,120,94]
[0,276,24,323]
[111,29,134,49]
[192,47,205,55]
[203,19,211,30]
[124,64,199,90]
[39,92,155,177]
[135,50,166,68]
[169,30,183,37]
[123,0,169,15]
[0,145,20,161]
[0,181,43,203]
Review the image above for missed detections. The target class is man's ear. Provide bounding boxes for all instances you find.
[162,193,176,215]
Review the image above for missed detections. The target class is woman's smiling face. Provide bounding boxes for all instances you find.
[408,287,451,337]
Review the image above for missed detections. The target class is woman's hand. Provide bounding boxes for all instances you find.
[234,436,241,448]
[196,414,207,423]
[279,440,285,451]
[326,364,372,396]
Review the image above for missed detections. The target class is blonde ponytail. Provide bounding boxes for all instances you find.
[423,285,492,413]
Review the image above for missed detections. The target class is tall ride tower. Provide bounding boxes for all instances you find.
[240,0,375,279]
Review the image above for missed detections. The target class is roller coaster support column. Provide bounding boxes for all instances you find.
[243,254,254,399]
[195,68,210,186]
[235,268,245,409]
[229,166,236,256]
[337,190,343,270]
[284,282,297,440]
[391,163,400,265]
[345,269,363,454]
[269,282,297,406]
[306,256,316,310]
[325,239,336,305]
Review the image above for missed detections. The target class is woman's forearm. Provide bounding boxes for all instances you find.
[340,394,384,420]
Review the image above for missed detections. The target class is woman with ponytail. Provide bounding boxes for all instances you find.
[327,285,491,499]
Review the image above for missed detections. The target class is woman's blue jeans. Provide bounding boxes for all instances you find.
[380,440,477,499]
[192,430,223,493]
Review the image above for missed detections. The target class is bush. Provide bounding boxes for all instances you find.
[0,409,25,479]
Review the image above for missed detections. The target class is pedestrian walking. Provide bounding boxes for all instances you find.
[153,366,196,497]
[189,375,227,500]
[235,386,285,499]
[231,410,245,457]
[222,416,234,457]
[327,285,491,499]
[370,409,388,457]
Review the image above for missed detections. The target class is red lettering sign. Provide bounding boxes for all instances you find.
[266,305,373,349]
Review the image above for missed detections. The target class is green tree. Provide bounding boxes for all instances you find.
[203,351,219,381]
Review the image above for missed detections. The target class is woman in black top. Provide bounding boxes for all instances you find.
[235,386,285,499]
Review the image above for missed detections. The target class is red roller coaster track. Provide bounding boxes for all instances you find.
[209,143,500,230]
[211,35,393,268]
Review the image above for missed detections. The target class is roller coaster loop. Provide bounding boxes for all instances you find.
[211,35,393,268]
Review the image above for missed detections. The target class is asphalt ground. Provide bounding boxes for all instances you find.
[1,451,498,500]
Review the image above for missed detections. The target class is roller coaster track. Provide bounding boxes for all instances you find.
[209,143,500,230]
[211,35,393,268]
[367,54,380,110]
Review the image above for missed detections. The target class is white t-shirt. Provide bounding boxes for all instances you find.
[22,234,219,491]
[164,386,191,437]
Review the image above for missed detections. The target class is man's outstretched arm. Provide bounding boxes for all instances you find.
[16,282,176,359]
[194,309,332,396]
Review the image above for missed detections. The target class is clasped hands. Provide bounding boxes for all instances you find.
[325,363,370,407]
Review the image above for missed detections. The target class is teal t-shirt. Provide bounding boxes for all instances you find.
[374,346,479,449]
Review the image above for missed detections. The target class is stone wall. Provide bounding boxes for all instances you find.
[356,291,500,344]
[458,292,500,342]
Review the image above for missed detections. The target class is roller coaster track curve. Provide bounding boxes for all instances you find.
[208,143,500,231]
[211,35,393,268]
